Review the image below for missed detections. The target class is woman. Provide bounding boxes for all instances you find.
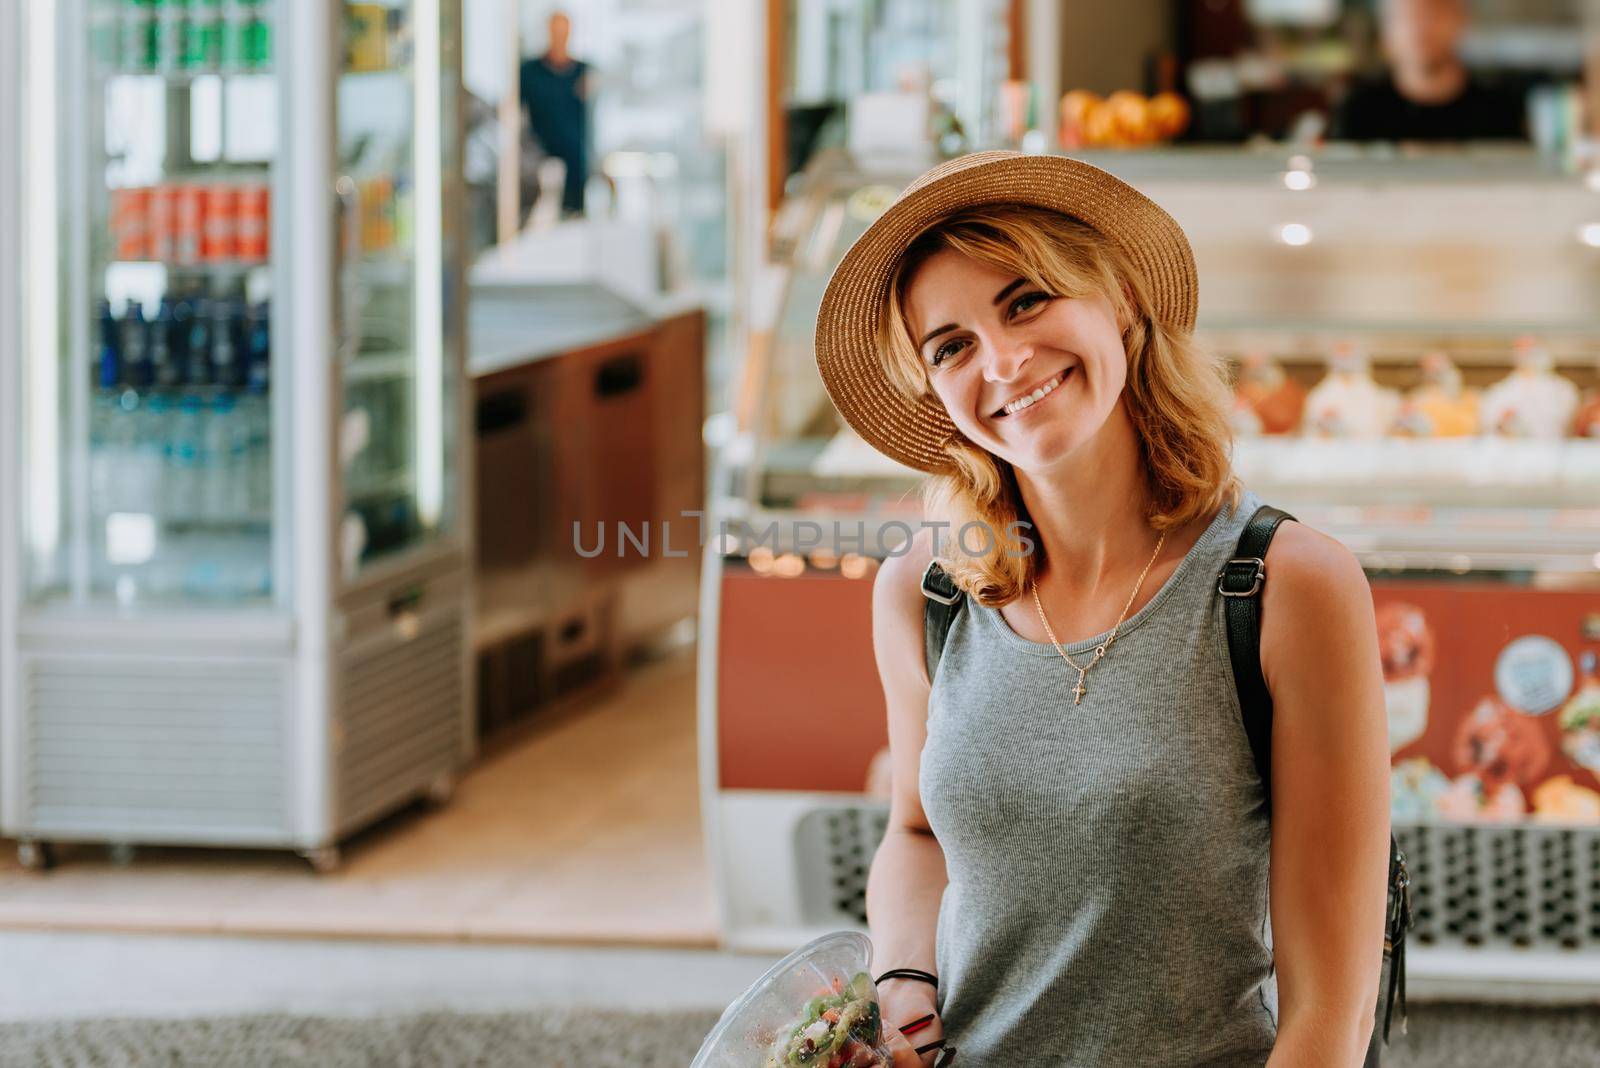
[812,152,1390,1066]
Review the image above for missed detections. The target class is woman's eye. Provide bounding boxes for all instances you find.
[1010,292,1051,317]
[931,339,967,366]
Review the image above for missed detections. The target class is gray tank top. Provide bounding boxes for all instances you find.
[920,487,1276,1066]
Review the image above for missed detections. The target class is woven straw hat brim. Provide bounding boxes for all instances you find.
[814,150,1197,474]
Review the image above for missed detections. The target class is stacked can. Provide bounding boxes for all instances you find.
[114,0,269,74]
[148,183,177,262]
[221,0,271,71]
[122,0,158,72]
[200,183,237,261]
[111,187,152,260]
[237,183,270,260]
[109,179,269,265]
[175,183,206,264]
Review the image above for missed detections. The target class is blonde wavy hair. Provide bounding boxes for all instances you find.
[877,203,1241,608]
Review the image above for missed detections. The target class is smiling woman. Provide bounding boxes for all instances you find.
[874,202,1238,606]
[811,152,1390,1068]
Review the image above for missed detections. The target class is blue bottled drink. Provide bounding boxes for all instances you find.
[243,300,271,516]
[91,299,124,515]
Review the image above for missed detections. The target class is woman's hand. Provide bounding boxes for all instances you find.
[879,982,945,1066]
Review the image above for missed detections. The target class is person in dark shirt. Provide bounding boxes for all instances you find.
[1331,0,1526,142]
[519,11,591,217]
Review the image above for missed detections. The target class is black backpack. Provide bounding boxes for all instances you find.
[920,504,1412,1065]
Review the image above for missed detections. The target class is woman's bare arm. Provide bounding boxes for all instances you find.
[1260,524,1391,1066]
[866,535,950,1062]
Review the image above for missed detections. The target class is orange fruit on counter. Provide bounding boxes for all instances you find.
[1106,90,1152,143]
[1059,89,1102,130]
[1149,92,1190,139]
[1058,89,1102,147]
[1080,102,1122,148]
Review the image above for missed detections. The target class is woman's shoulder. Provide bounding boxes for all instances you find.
[1258,516,1376,687]
[873,528,940,688]
[1261,518,1367,599]
[874,527,939,625]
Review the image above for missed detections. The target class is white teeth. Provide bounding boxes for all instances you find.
[1000,369,1069,416]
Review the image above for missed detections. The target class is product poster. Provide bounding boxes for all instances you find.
[719,570,1600,827]
[1376,582,1600,825]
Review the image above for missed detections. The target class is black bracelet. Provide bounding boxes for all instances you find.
[874,967,939,989]
[914,1037,947,1056]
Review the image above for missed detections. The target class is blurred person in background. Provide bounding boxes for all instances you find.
[1331,0,1526,141]
[519,10,591,219]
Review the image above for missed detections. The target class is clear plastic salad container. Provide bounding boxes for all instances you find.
[692,931,895,1068]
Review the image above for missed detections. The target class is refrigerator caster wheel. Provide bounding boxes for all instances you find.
[108,843,137,867]
[426,773,457,805]
[303,847,341,874]
[17,840,55,872]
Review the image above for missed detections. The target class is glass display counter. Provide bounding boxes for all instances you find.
[701,145,1600,992]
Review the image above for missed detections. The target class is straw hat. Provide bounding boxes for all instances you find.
[813,150,1198,474]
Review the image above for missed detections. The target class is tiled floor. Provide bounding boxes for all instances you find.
[0,645,716,946]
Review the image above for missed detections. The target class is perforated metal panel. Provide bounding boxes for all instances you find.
[795,804,891,926]
[21,655,290,840]
[1398,823,1600,952]
[335,618,464,831]
[799,808,1600,956]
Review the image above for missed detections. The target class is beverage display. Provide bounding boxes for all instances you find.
[109,177,269,266]
[88,288,273,599]
[98,0,272,75]
[10,0,468,872]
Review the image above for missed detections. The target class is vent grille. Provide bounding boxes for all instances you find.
[336,619,464,830]
[797,810,1600,955]
[794,804,891,926]
[22,656,289,839]
[1398,824,1600,951]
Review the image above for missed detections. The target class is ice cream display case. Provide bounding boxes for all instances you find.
[1,0,471,871]
[699,147,1600,991]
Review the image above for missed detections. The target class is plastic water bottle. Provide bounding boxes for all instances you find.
[150,296,180,396]
[204,390,239,521]
[140,391,173,525]
[91,299,123,513]
[121,299,150,393]
[168,390,203,521]
[243,300,271,516]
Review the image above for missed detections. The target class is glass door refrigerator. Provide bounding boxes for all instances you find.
[1,0,472,872]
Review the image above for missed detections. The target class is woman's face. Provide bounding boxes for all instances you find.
[903,246,1129,474]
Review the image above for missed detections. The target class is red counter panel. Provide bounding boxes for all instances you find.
[717,567,885,792]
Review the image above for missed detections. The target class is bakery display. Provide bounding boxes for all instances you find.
[1301,342,1400,438]
[1394,351,1479,438]
[1480,337,1581,439]
[1231,351,1306,436]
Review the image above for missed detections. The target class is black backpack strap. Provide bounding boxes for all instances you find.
[921,560,965,684]
[1220,502,1411,1057]
[1219,504,1295,807]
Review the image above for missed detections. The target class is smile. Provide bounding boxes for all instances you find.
[993,368,1072,418]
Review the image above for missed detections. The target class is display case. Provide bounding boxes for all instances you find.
[699,146,1600,994]
[1,0,471,871]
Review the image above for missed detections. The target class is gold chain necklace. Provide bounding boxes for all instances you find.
[1029,528,1168,706]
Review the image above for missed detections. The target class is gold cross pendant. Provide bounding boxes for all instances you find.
[1072,669,1087,705]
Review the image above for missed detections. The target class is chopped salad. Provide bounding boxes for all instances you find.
[764,971,892,1068]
